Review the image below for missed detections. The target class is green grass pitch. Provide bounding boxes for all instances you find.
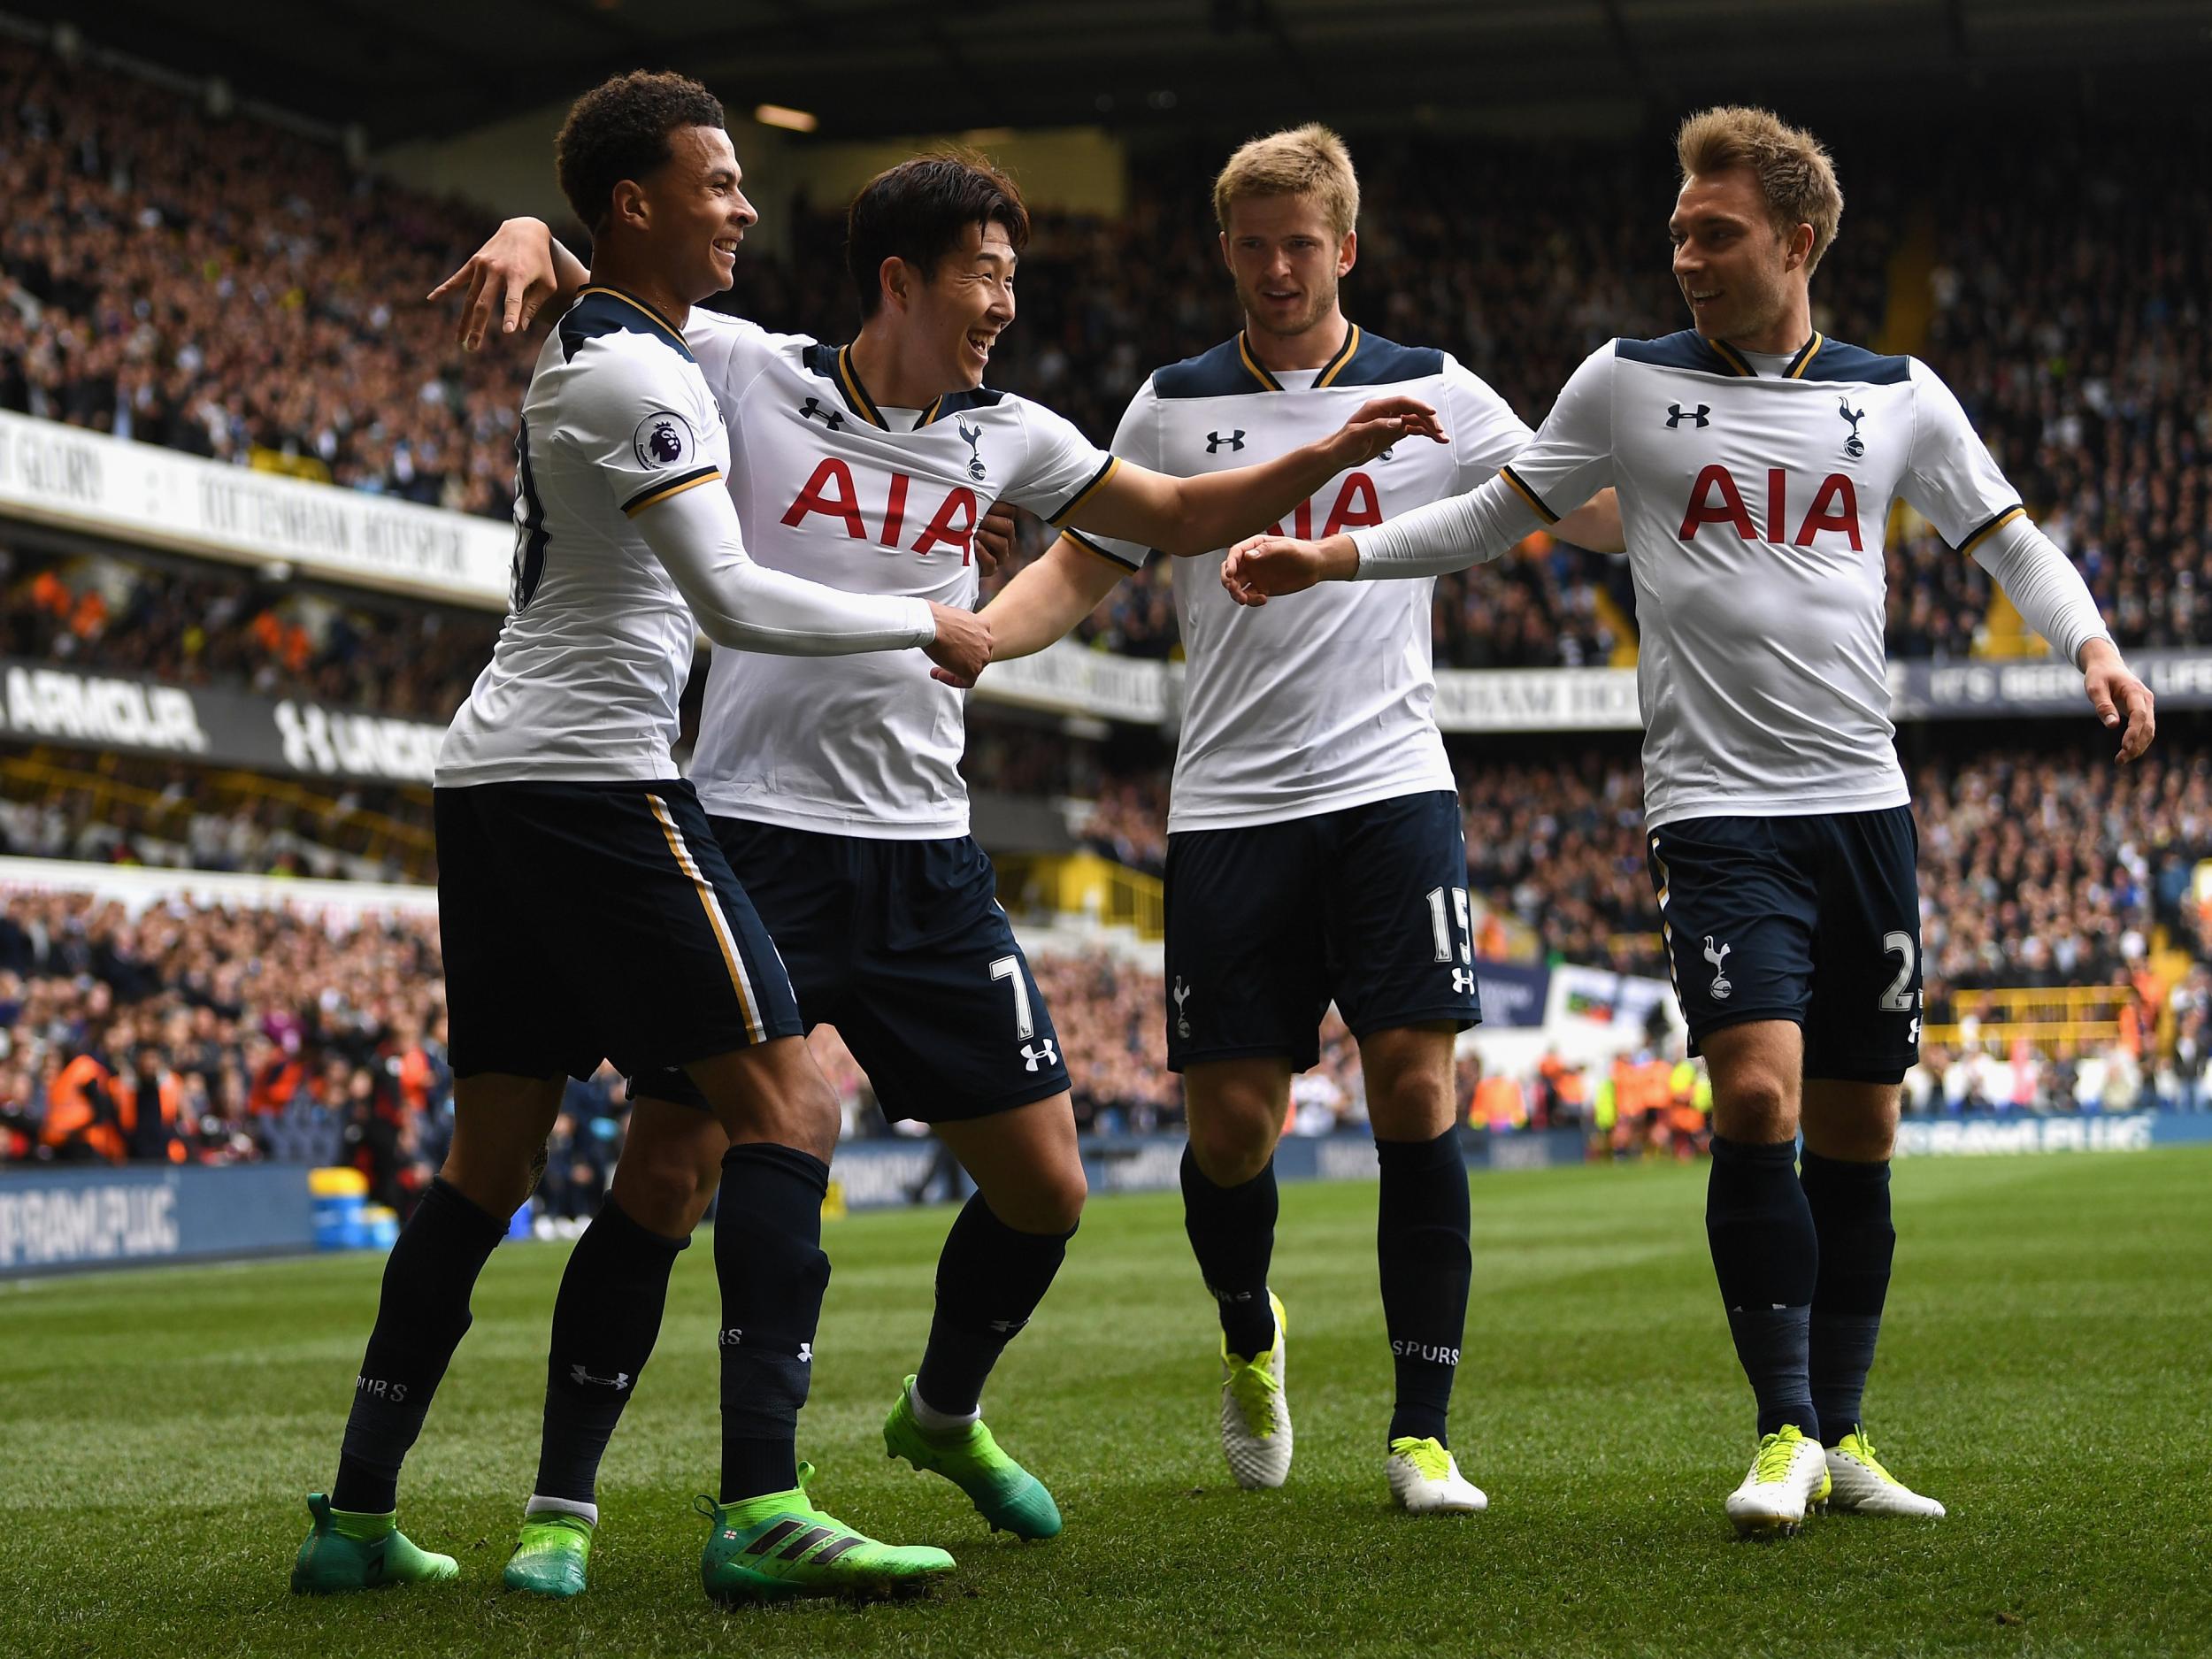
[5,1148,2209,1657]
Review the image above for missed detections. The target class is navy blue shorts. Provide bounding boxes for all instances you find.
[1645,806,1922,1082]
[1163,790,1480,1073]
[631,821,1069,1123]
[435,780,803,1084]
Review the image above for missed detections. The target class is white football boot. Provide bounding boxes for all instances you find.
[1218,1291,1292,1489]
[1824,1429,1947,1517]
[1724,1425,1831,1537]
[1386,1437,1488,1514]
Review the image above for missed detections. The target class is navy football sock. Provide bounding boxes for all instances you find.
[1800,1149,1894,1440]
[533,1197,688,1505]
[914,1193,1076,1417]
[1706,1135,1820,1442]
[333,1177,510,1513]
[715,1142,832,1502]
[1376,1128,1471,1448]
[1179,1144,1279,1358]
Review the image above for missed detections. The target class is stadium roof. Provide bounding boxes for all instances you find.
[17,0,2212,147]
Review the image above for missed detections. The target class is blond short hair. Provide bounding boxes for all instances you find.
[1675,105,1844,273]
[1212,124,1359,240]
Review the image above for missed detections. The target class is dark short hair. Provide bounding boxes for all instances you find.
[555,70,726,234]
[844,150,1030,319]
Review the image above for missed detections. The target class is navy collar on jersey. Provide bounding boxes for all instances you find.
[1702,331,1824,380]
[559,285,693,361]
[578,285,687,341]
[1234,322,1362,392]
[803,342,1000,430]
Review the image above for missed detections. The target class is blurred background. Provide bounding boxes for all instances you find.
[2,1,2208,1262]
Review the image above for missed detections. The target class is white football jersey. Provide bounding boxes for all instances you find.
[685,311,1117,836]
[1495,330,2024,827]
[439,287,729,786]
[1079,326,1533,832]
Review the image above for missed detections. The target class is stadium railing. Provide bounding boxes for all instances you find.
[995,851,1164,942]
[1923,984,2140,1055]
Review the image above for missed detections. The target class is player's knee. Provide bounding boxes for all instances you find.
[1020,1161,1087,1233]
[440,1145,541,1218]
[1187,1110,1275,1187]
[614,1148,717,1235]
[1367,1065,1455,1139]
[1715,1070,1796,1141]
[701,1048,841,1160]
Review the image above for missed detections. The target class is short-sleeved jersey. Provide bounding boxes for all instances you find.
[684,311,1116,837]
[1078,327,1532,832]
[1494,330,2024,828]
[438,288,727,787]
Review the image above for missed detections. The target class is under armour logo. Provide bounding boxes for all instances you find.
[1665,403,1710,428]
[1451,968,1475,995]
[1839,396,1866,458]
[1703,935,1733,1002]
[1021,1039,1059,1072]
[569,1363,631,1392]
[797,1342,812,1363]
[957,417,987,480]
[1206,429,1245,453]
[1909,1017,1922,1045]
[1172,976,1193,1040]
[799,396,844,431]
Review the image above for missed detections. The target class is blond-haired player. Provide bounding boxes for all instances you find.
[982,125,1620,1512]
[1222,106,2154,1534]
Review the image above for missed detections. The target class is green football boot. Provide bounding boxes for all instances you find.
[503,1511,595,1597]
[697,1463,956,1603]
[884,1375,1063,1540]
[289,1492,458,1593]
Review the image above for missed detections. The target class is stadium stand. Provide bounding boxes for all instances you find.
[0,39,521,516]
[3,28,2207,1186]
[0,888,447,1189]
[0,541,496,720]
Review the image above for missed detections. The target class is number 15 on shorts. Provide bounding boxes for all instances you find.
[1428,886,1474,993]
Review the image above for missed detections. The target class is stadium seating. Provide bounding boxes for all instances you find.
[0,541,495,721]
[3,35,2204,1166]
[0,889,447,1189]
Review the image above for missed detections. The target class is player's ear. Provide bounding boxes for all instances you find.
[1217,230,1233,274]
[1337,229,1357,280]
[879,256,909,313]
[1784,221,1815,273]
[609,177,649,234]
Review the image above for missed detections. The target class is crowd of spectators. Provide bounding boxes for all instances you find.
[1916,127,2212,658]
[0,889,451,1207]
[0,42,523,518]
[1,541,493,722]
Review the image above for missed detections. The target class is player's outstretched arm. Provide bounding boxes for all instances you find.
[636,481,991,683]
[428,218,587,351]
[1965,515,2148,757]
[972,535,1129,664]
[1221,468,1544,605]
[1908,363,2151,762]
[1065,396,1445,557]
